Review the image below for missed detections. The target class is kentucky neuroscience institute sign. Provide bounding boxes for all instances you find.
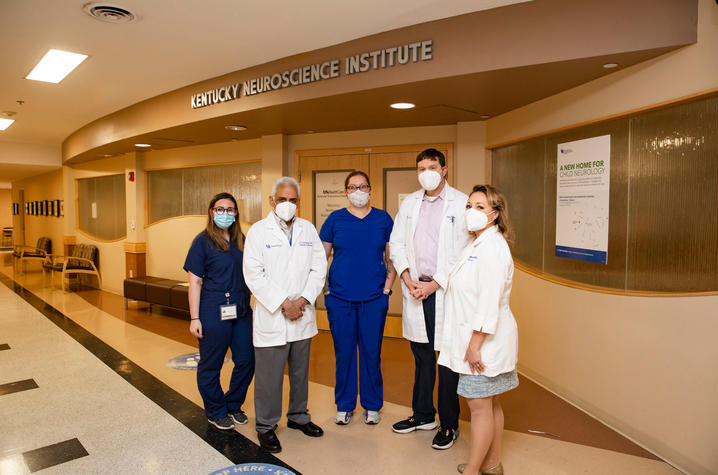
[191,40,433,109]
[555,135,611,264]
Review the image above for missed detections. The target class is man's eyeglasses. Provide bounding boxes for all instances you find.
[213,207,237,215]
[346,184,370,191]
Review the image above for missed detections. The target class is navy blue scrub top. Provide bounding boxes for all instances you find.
[319,207,394,301]
[183,232,250,317]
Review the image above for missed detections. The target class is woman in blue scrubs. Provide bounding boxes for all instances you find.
[184,192,254,430]
[320,171,396,425]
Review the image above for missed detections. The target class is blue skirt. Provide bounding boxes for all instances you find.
[457,369,518,399]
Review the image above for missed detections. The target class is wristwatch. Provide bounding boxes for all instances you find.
[383,288,392,296]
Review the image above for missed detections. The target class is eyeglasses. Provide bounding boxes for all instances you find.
[213,207,237,215]
[346,184,370,191]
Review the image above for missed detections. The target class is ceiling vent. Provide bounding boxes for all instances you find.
[83,3,137,23]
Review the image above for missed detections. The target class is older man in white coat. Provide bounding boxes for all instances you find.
[389,148,472,450]
[243,176,327,454]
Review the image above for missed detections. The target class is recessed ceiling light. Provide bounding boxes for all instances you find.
[134,143,151,147]
[306,130,315,134]
[390,102,415,110]
[602,63,619,69]
[479,115,491,120]
[26,49,88,83]
[0,119,15,131]
[225,125,247,131]
[100,154,113,157]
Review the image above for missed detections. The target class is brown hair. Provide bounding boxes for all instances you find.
[471,184,514,245]
[344,170,371,189]
[205,192,244,252]
[416,148,446,167]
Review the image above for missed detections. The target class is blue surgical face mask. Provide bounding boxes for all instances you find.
[213,212,236,229]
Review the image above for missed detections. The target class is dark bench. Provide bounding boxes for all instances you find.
[124,276,189,316]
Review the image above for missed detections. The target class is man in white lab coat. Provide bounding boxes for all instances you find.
[389,148,472,450]
[243,176,328,454]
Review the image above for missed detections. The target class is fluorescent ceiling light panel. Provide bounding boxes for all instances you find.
[26,49,88,83]
[0,119,15,131]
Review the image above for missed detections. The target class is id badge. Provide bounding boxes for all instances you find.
[220,304,238,320]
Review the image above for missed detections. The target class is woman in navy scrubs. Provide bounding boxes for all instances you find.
[320,171,396,425]
[184,192,254,430]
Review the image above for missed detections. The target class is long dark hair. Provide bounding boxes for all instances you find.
[205,192,244,251]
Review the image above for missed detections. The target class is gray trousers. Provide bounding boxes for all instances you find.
[254,337,312,433]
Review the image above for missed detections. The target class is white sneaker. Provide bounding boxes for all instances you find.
[335,411,352,425]
[364,410,380,425]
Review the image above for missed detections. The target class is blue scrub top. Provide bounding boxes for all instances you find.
[183,232,250,316]
[319,207,394,301]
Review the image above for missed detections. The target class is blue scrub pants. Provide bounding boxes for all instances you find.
[325,293,388,412]
[196,311,254,420]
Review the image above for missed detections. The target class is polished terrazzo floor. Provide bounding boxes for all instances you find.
[0,257,681,474]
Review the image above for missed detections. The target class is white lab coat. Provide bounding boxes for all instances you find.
[437,226,518,377]
[389,184,472,349]
[243,212,327,347]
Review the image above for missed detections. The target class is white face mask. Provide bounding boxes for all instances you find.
[347,190,370,207]
[418,170,442,191]
[274,201,297,222]
[465,208,494,232]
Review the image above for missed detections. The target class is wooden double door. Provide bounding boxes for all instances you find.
[296,143,453,338]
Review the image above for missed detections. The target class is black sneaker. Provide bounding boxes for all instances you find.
[392,416,437,434]
[208,415,234,430]
[431,426,459,449]
[230,411,248,425]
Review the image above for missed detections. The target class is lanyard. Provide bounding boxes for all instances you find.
[289,227,293,246]
[225,292,230,305]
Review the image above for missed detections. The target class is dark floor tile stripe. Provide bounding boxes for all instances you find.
[23,438,89,473]
[0,274,299,474]
[0,343,10,350]
[0,378,38,396]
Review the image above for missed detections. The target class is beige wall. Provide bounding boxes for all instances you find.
[485,1,718,473]
[144,140,262,281]
[68,155,129,294]
[0,189,12,230]
[12,169,64,255]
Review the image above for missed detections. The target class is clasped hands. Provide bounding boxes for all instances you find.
[401,271,439,301]
[281,297,308,320]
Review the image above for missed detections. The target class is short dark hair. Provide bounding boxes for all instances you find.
[344,170,371,189]
[416,148,446,167]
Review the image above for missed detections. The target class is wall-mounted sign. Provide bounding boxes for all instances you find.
[191,40,433,109]
[555,135,611,264]
[191,83,240,109]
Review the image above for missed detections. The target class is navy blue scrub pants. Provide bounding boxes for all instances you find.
[196,311,254,420]
[409,292,460,430]
[325,293,388,412]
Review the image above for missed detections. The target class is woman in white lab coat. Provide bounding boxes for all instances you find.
[437,185,517,475]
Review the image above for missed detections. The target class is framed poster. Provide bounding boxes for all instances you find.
[555,135,611,264]
[25,203,29,215]
[48,200,54,216]
[30,202,35,215]
[38,201,44,216]
[55,199,62,217]
[44,200,50,216]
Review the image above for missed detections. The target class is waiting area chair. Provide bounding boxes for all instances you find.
[43,243,101,291]
[1,227,12,248]
[13,237,52,271]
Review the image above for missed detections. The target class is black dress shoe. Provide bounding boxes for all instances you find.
[257,430,282,453]
[287,420,324,437]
